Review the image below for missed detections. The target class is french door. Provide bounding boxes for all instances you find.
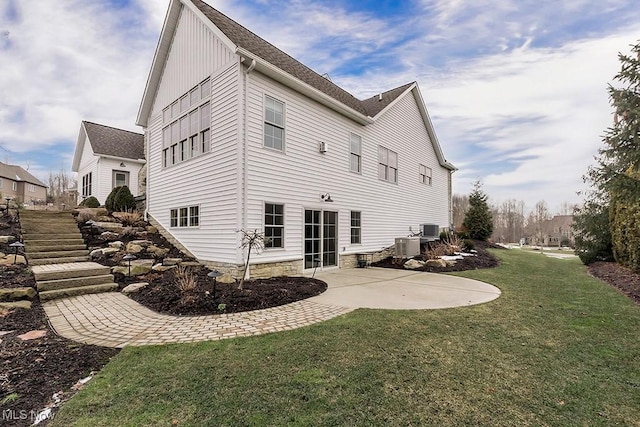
[304,209,338,269]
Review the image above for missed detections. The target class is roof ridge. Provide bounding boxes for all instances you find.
[83,120,143,136]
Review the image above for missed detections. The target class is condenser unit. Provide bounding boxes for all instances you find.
[420,224,440,242]
[395,237,421,258]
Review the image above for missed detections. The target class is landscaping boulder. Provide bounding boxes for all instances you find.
[108,241,124,249]
[0,235,16,244]
[147,245,169,258]
[112,264,152,277]
[100,231,120,241]
[404,259,426,270]
[0,287,36,302]
[426,259,447,268]
[0,300,31,310]
[126,243,144,254]
[146,226,158,234]
[89,249,103,258]
[102,247,120,256]
[94,221,123,231]
[122,282,149,294]
[0,255,26,265]
[18,330,47,341]
[152,263,175,272]
[163,257,183,266]
[0,252,5,258]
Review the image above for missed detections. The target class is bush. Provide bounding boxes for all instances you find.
[462,239,475,252]
[462,182,493,241]
[573,200,613,265]
[439,230,453,241]
[79,196,100,208]
[115,212,143,227]
[105,186,121,212]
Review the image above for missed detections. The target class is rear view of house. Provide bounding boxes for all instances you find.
[0,161,47,206]
[137,0,456,277]
[72,121,145,206]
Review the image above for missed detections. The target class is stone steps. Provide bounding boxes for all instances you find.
[32,262,111,281]
[28,249,90,260]
[24,233,84,241]
[30,256,90,266]
[23,239,86,246]
[37,274,115,292]
[27,244,87,252]
[39,284,118,302]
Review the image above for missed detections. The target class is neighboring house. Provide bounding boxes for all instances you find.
[0,161,47,205]
[72,121,145,205]
[542,215,575,247]
[136,0,456,277]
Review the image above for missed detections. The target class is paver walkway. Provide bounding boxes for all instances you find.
[43,293,353,348]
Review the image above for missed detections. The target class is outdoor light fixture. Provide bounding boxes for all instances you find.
[4,196,11,215]
[9,241,24,264]
[123,254,137,277]
[312,257,322,278]
[320,193,333,203]
[120,162,126,168]
[207,270,223,299]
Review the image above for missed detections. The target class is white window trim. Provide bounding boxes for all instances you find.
[264,202,285,250]
[378,146,398,184]
[263,95,286,152]
[112,170,130,189]
[350,211,362,245]
[419,164,432,186]
[169,205,200,228]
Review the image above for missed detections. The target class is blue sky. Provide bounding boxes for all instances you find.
[0,0,639,212]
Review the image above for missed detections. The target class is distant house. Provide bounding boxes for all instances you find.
[542,215,575,247]
[72,121,145,205]
[0,161,47,205]
[136,0,456,277]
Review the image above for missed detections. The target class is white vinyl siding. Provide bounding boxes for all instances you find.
[350,133,361,173]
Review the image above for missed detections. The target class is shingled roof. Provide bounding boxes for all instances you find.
[83,121,145,160]
[0,161,47,187]
[190,0,409,117]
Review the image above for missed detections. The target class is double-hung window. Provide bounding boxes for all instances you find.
[82,173,92,196]
[350,133,362,173]
[264,203,284,248]
[378,146,398,183]
[350,211,361,244]
[170,205,199,228]
[419,164,432,185]
[264,96,284,151]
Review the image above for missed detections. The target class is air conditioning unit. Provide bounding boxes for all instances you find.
[420,224,440,242]
[319,141,327,153]
[395,237,421,258]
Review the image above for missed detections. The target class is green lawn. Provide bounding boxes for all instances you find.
[53,250,640,426]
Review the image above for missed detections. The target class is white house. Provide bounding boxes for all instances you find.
[72,121,145,206]
[137,0,456,277]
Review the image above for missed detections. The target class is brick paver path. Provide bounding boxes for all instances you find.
[43,292,353,348]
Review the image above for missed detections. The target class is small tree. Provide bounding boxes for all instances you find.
[238,228,267,290]
[105,186,121,212]
[573,198,613,264]
[462,181,494,241]
[113,186,136,212]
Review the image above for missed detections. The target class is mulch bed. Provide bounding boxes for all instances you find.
[125,266,327,316]
[588,261,640,304]
[372,240,502,272]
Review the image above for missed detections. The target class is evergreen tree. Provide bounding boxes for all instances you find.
[105,186,121,212]
[462,181,494,241]
[575,41,640,269]
[113,185,136,212]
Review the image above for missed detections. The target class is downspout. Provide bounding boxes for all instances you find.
[241,59,256,276]
[144,130,150,221]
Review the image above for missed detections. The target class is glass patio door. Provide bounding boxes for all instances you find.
[304,209,337,269]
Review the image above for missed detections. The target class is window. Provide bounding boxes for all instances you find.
[0,178,2,189]
[12,181,17,191]
[350,133,362,173]
[419,164,432,185]
[113,171,129,188]
[264,203,284,248]
[264,96,284,151]
[162,78,211,167]
[82,172,92,196]
[170,205,200,228]
[350,211,361,244]
[28,184,36,193]
[378,146,398,183]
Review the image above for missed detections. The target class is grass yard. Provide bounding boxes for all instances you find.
[52,250,640,426]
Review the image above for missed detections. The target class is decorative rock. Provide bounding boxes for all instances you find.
[130,239,152,247]
[146,226,158,234]
[147,245,169,257]
[0,287,36,302]
[0,252,5,258]
[108,241,124,249]
[135,231,149,239]
[18,330,47,341]
[101,231,120,241]
[90,249,103,258]
[0,236,16,243]
[426,259,447,268]
[126,243,143,254]
[122,282,149,294]
[152,263,176,272]
[94,221,123,231]
[112,264,151,277]
[404,259,427,270]
[179,261,200,267]
[0,255,27,266]
[0,301,31,310]
[163,258,183,266]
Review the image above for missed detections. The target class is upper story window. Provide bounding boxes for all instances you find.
[162,78,211,168]
[0,178,3,188]
[378,146,398,183]
[12,181,18,191]
[82,173,92,197]
[419,164,432,186]
[28,184,36,192]
[350,133,362,173]
[264,96,284,151]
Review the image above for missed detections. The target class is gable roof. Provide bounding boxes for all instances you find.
[82,121,145,160]
[0,161,47,188]
[137,0,455,170]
